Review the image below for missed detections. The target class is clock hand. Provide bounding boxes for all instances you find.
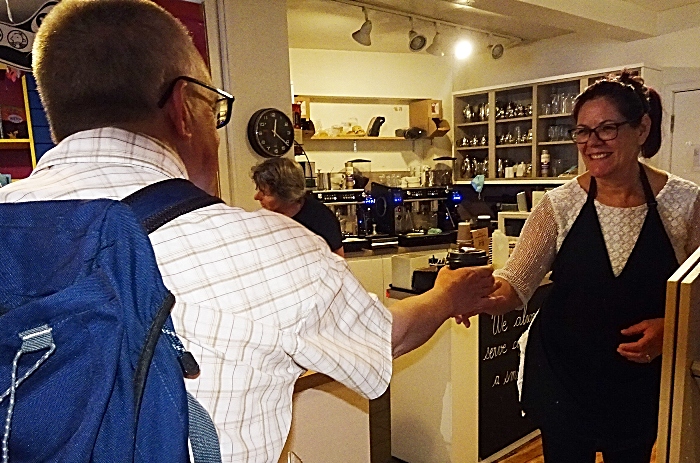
[274,131,290,146]
[273,118,278,136]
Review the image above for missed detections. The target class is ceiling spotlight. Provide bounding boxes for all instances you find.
[408,17,426,52]
[490,43,505,59]
[454,39,473,60]
[352,7,372,46]
[426,23,444,57]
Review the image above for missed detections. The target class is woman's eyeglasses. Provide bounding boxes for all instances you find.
[158,76,234,129]
[569,120,635,144]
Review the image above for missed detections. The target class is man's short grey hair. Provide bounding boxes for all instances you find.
[251,158,307,204]
[33,0,203,142]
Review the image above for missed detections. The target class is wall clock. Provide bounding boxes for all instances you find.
[247,108,295,158]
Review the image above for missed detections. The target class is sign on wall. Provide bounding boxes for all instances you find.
[0,1,57,71]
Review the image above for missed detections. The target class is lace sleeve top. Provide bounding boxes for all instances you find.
[494,173,700,305]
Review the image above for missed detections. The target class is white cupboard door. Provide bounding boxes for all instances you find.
[670,87,700,185]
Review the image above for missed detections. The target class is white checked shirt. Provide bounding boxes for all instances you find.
[0,128,393,463]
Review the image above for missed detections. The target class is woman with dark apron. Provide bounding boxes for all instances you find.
[485,71,700,462]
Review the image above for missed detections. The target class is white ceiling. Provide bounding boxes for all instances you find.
[287,0,700,54]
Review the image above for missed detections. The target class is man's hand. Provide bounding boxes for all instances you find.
[431,265,504,318]
[389,265,506,358]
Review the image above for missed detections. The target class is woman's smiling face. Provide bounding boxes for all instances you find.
[575,96,650,180]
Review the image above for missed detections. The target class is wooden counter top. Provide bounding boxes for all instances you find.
[294,371,335,393]
[345,243,451,260]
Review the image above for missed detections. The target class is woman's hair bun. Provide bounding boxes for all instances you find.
[613,70,649,105]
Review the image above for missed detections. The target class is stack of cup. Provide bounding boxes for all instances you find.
[457,222,473,249]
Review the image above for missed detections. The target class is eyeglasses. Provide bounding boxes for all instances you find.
[158,76,234,129]
[569,120,635,144]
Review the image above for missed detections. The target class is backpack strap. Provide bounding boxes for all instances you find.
[121,178,224,234]
[122,178,223,463]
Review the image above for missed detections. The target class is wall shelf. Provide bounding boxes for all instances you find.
[495,116,532,124]
[496,143,532,149]
[296,94,445,145]
[456,121,488,127]
[539,140,574,146]
[539,113,572,119]
[454,178,570,186]
[308,136,409,141]
[0,139,31,150]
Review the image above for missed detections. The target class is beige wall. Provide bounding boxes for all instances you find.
[452,27,700,92]
[211,0,293,211]
[289,48,454,174]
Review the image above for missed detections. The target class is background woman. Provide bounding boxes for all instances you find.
[483,71,700,462]
[252,157,345,256]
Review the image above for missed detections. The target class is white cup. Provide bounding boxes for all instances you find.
[505,167,515,178]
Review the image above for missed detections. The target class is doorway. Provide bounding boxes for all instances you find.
[669,86,700,185]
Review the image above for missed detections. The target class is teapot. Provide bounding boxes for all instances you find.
[463,104,473,122]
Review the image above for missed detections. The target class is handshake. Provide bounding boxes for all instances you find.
[387,252,510,358]
[431,263,506,327]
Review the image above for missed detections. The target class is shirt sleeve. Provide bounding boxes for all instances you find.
[287,249,393,399]
[494,193,559,305]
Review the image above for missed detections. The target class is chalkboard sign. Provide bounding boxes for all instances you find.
[478,283,552,460]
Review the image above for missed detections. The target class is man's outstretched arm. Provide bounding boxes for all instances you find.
[388,265,503,358]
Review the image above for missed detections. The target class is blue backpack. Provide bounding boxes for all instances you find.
[0,179,223,462]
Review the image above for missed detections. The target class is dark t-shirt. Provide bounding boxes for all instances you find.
[292,195,344,252]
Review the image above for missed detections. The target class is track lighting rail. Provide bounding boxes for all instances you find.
[330,0,523,45]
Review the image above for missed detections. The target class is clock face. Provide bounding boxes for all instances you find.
[247,108,295,158]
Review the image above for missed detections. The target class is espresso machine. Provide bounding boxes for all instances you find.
[311,189,377,251]
[370,182,462,246]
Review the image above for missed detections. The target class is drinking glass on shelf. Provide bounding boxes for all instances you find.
[560,94,570,114]
[550,93,560,114]
[540,103,551,115]
[559,125,571,141]
[552,159,564,177]
[548,125,557,141]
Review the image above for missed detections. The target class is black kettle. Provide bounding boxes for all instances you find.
[367,117,386,137]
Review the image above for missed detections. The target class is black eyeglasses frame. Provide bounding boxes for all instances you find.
[569,119,638,144]
[157,75,234,129]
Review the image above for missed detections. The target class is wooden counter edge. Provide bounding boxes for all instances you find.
[294,371,335,393]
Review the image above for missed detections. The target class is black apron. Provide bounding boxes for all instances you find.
[521,165,678,449]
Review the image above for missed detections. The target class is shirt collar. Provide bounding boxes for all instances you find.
[32,127,189,179]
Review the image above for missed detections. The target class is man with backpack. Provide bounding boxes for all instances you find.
[0,0,502,461]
